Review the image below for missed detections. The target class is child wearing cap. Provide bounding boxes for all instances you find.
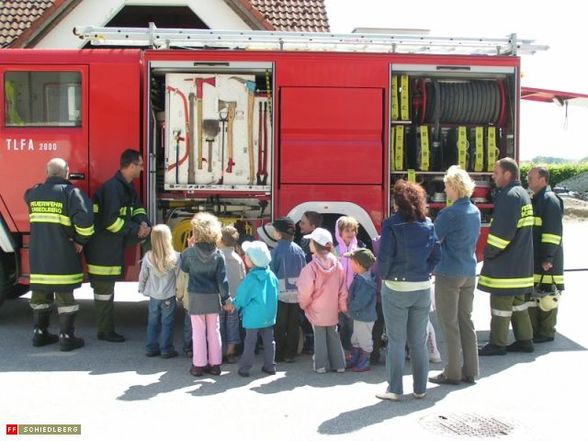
[218,226,246,364]
[233,241,279,377]
[344,248,377,372]
[297,228,348,373]
[270,217,307,363]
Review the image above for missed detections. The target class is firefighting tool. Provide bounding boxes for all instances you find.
[172,129,182,184]
[418,125,430,171]
[393,125,404,171]
[165,86,190,172]
[474,127,485,172]
[257,102,269,185]
[192,77,216,170]
[229,76,256,184]
[203,119,220,173]
[218,108,228,185]
[188,92,196,183]
[219,99,237,173]
[487,127,499,171]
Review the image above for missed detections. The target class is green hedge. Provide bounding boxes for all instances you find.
[520,163,588,188]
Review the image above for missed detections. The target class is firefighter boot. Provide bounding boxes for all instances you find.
[95,298,125,342]
[58,312,85,352]
[32,311,59,347]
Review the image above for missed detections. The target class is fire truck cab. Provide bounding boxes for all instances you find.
[0,27,546,305]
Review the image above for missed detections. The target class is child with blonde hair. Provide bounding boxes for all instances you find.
[297,228,348,373]
[139,224,180,358]
[180,213,231,376]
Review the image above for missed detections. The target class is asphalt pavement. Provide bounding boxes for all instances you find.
[0,221,586,441]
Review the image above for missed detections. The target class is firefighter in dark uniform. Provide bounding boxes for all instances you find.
[25,158,94,351]
[85,149,151,342]
[478,158,535,355]
[526,166,564,343]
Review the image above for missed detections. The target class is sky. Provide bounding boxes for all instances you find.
[324,0,588,161]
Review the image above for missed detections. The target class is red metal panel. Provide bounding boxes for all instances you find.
[88,60,142,198]
[276,184,384,231]
[280,87,383,184]
[0,64,89,232]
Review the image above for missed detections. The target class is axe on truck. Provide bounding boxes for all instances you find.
[229,76,256,184]
[187,76,216,171]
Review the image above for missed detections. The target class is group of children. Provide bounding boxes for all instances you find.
[138,212,440,377]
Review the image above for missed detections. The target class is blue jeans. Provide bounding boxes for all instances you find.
[146,297,176,354]
[381,283,431,395]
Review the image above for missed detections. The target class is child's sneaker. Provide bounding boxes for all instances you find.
[335,368,345,373]
[206,365,221,376]
[315,367,327,374]
[190,365,205,377]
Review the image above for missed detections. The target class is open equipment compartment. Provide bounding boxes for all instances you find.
[148,60,274,244]
[389,63,519,254]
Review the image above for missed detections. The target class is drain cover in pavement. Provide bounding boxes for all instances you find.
[420,413,514,438]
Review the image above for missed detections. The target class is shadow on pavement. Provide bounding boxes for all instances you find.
[1,295,586,410]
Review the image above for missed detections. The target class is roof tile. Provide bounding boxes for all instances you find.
[0,0,56,47]
[250,0,330,32]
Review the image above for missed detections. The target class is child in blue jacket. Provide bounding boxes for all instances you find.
[233,241,279,377]
[344,248,377,372]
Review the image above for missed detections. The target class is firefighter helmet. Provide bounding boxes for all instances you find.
[537,293,560,312]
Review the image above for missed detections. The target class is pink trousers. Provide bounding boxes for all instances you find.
[191,314,222,367]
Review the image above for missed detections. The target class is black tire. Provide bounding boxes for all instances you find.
[0,251,27,308]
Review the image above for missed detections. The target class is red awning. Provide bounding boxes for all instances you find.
[521,87,588,106]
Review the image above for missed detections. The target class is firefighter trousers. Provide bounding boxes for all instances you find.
[489,294,533,347]
[91,280,116,333]
[30,290,79,315]
[527,303,557,339]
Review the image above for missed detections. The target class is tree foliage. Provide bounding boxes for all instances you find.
[520,162,588,188]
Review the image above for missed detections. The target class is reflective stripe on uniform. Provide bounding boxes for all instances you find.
[94,293,113,301]
[87,264,122,276]
[479,275,534,289]
[30,273,83,285]
[487,234,510,250]
[526,301,538,308]
[517,216,535,228]
[93,204,99,213]
[491,308,512,317]
[75,224,95,236]
[534,216,543,226]
[119,207,128,215]
[533,274,564,284]
[57,304,79,314]
[132,207,146,216]
[30,303,51,310]
[541,233,561,245]
[511,302,528,312]
[29,213,72,227]
[106,217,124,233]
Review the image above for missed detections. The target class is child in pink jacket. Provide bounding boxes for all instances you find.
[297,228,348,373]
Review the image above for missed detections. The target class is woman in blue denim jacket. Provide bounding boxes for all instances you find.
[376,180,440,401]
[429,166,481,386]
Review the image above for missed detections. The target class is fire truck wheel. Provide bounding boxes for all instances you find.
[0,251,27,309]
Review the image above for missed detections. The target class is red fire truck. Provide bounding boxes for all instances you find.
[0,26,548,305]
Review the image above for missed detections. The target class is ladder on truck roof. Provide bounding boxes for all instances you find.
[73,24,547,56]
